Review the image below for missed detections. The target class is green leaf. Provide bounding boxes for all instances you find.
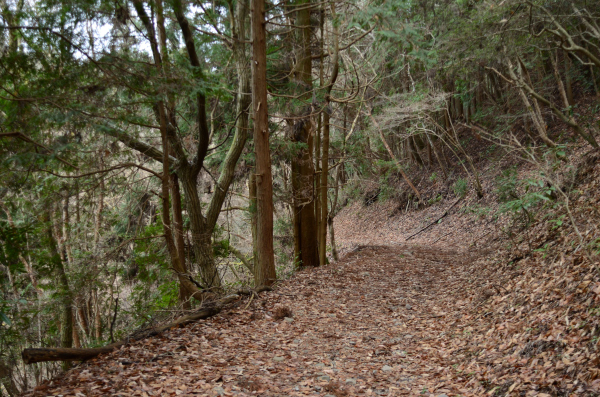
[0,312,11,326]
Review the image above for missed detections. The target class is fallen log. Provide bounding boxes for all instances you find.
[22,294,243,364]
[22,347,116,364]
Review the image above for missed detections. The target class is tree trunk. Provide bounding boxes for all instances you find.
[318,3,340,266]
[327,214,338,262]
[180,172,220,290]
[426,133,447,179]
[93,159,104,248]
[43,209,73,368]
[72,313,81,348]
[564,51,574,106]
[92,159,104,342]
[248,172,258,272]
[61,191,73,265]
[77,305,90,337]
[171,174,191,309]
[290,0,319,268]
[505,58,556,148]
[251,0,276,287]
[319,109,331,267]
[94,290,102,340]
[0,360,18,397]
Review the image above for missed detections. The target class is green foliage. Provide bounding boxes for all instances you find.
[452,178,469,198]
[589,238,600,256]
[0,311,10,326]
[463,203,495,221]
[496,167,519,203]
[213,239,231,258]
[428,194,442,206]
[274,216,294,271]
[495,167,557,228]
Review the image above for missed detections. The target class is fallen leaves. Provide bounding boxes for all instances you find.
[21,149,600,397]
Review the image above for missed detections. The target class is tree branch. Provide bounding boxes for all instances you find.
[0,132,78,169]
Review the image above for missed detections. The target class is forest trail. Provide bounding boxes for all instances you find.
[27,244,478,397]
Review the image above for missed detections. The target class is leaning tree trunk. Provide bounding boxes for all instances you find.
[0,360,17,397]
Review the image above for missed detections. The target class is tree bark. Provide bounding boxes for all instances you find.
[504,58,556,148]
[43,209,73,368]
[249,172,258,273]
[290,0,319,268]
[61,191,73,265]
[171,175,191,309]
[318,3,340,266]
[251,0,276,287]
[0,360,18,397]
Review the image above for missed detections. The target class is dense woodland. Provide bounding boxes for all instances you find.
[1,0,600,394]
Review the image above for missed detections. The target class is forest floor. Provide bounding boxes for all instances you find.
[27,244,483,397]
[23,149,600,397]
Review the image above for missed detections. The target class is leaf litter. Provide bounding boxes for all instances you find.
[23,151,600,397]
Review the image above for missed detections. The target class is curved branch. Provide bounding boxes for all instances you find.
[36,162,162,179]
[101,126,175,164]
[172,0,210,177]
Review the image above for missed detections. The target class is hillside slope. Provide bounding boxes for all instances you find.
[21,150,600,397]
[332,149,600,396]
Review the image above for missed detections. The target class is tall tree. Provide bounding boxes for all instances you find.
[251,0,276,286]
[290,0,319,268]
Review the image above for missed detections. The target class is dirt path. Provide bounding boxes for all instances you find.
[27,245,478,397]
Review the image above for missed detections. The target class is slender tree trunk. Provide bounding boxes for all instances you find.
[92,165,104,341]
[315,6,325,256]
[564,51,574,106]
[72,314,81,348]
[94,290,102,340]
[426,133,447,179]
[251,0,276,286]
[319,109,331,266]
[171,174,191,309]
[43,209,73,368]
[410,135,425,166]
[318,3,340,266]
[328,157,342,262]
[591,64,600,96]
[505,58,556,148]
[94,160,104,248]
[77,305,90,337]
[61,192,73,265]
[155,0,189,305]
[0,360,18,397]
[551,49,574,114]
